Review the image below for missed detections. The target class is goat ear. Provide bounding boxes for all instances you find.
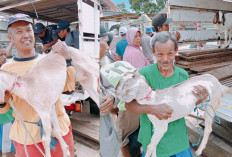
[223,14,226,26]
[213,13,218,24]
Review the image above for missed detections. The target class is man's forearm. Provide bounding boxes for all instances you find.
[125,100,151,115]
[125,100,173,120]
[43,38,58,49]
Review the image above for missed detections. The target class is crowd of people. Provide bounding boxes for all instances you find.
[99,13,208,157]
[0,11,210,157]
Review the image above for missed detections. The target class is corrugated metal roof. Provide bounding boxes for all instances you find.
[0,0,78,23]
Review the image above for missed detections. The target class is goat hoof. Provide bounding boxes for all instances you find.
[64,151,71,157]
[195,150,202,157]
[63,147,71,157]
[151,153,157,157]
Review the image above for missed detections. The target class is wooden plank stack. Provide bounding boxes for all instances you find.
[176,48,232,87]
[70,101,100,151]
[176,48,232,74]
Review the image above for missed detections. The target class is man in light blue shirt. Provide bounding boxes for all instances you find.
[56,20,79,49]
[116,27,128,60]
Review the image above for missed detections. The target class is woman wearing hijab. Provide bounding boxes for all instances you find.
[123,27,150,69]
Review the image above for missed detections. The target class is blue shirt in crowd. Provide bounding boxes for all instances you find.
[39,25,59,45]
[116,38,128,60]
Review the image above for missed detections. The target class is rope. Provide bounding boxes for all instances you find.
[8,100,45,156]
[25,120,58,151]
[9,80,45,156]
[139,89,153,101]
[192,91,221,147]
[10,81,22,93]
[192,106,203,147]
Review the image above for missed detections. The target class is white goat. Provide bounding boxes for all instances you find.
[0,44,99,156]
[213,11,232,48]
[112,62,232,157]
[0,53,70,157]
[68,47,99,106]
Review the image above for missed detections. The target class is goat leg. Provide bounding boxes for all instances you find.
[225,30,228,48]
[39,113,52,157]
[145,116,168,157]
[195,101,216,156]
[79,76,99,106]
[217,34,221,48]
[226,29,232,48]
[50,105,71,157]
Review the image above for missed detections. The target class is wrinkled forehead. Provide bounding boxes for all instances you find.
[154,39,175,51]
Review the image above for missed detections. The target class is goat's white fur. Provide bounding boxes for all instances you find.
[68,47,99,106]
[113,62,232,157]
[214,11,232,48]
[0,53,70,157]
[0,46,99,156]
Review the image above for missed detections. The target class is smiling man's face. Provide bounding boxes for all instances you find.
[8,21,35,54]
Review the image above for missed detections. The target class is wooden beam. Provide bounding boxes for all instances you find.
[205,65,232,80]
[100,13,156,22]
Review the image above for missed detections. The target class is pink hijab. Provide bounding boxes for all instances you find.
[123,27,150,69]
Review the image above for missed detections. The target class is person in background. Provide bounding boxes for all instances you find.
[145,27,153,37]
[116,27,128,61]
[117,27,150,157]
[100,32,115,65]
[56,20,79,49]
[0,43,15,157]
[99,26,120,157]
[0,42,14,60]
[108,31,121,61]
[34,23,59,53]
[0,44,7,67]
[142,27,156,64]
[152,13,181,41]
[123,27,150,69]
